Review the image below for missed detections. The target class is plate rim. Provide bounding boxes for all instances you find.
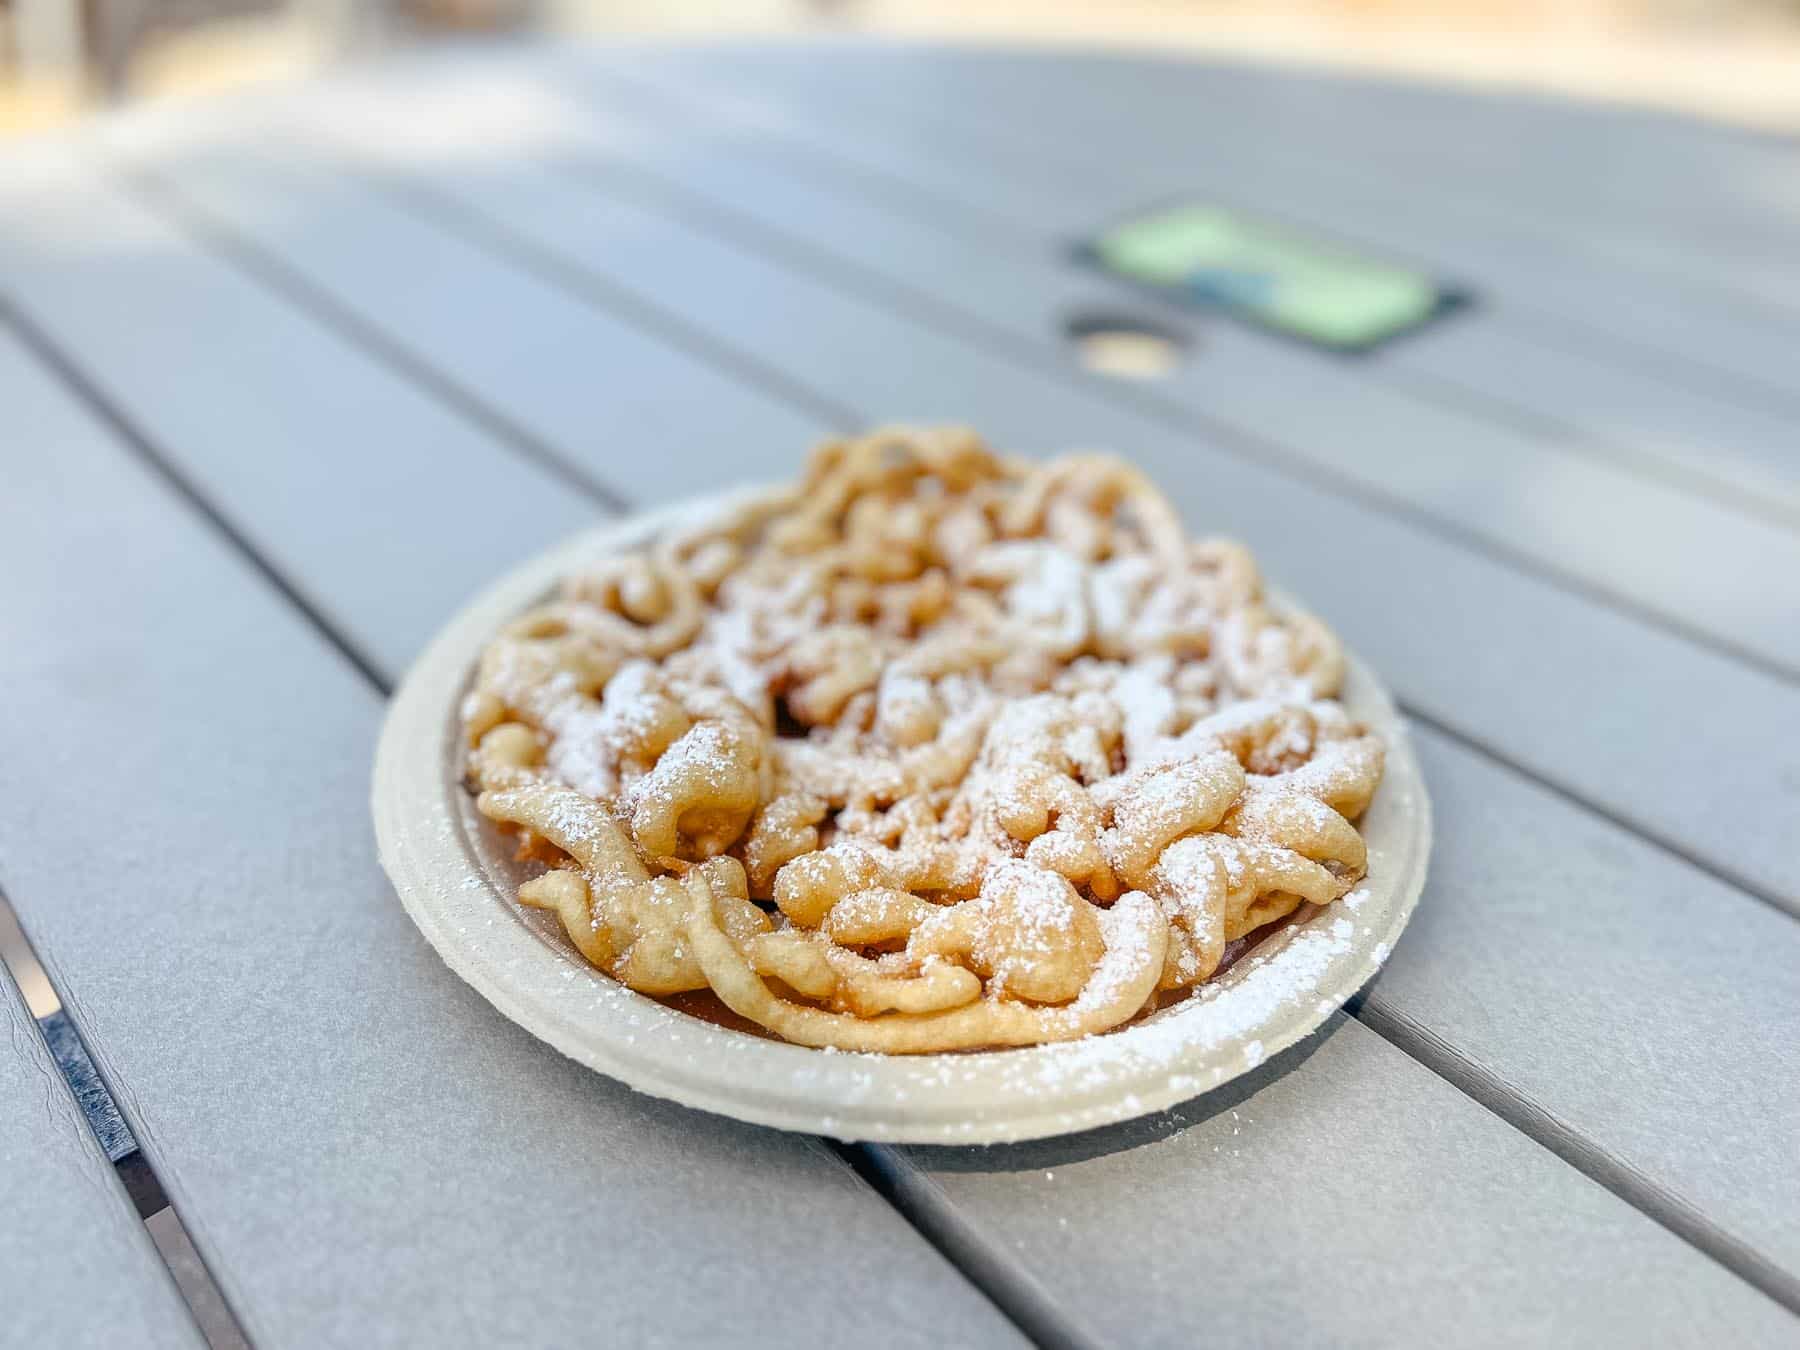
[372,490,1432,1143]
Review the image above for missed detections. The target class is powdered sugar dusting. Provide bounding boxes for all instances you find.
[987,912,1363,1099]
[449,434,1414,1096]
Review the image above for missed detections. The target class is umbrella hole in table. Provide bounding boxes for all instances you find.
[1063,311,1191,380]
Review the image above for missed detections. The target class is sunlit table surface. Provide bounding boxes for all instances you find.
[2,38,1798,1349]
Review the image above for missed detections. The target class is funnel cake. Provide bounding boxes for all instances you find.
[460,429,1384,1053]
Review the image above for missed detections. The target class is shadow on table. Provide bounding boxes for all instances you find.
[896,1005,1358,1173]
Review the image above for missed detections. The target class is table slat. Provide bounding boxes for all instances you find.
[1,964,201,1349]
[880,1019,1798,1349]
[1389,725,1800,1284]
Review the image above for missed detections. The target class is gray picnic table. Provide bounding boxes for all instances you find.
[2,37,1797,1349]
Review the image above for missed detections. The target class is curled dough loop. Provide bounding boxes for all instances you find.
[560,554,704,658]
[486,782,771,996]
[686,872,1168,1053]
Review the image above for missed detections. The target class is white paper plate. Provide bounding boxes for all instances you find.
[373,492,1431,1143]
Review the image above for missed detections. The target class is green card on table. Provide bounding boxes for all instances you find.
[1085,204,1465,351]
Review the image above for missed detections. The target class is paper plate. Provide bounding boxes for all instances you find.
[372,492,1431,1144]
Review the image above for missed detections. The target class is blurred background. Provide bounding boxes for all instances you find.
[3,0,1799,140]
